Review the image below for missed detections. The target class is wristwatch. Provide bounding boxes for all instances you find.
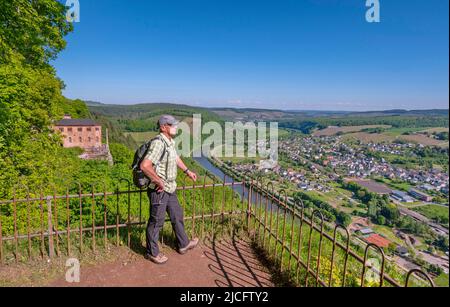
[184,168,190,174]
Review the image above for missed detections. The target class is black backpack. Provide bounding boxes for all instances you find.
[131,136,167,189]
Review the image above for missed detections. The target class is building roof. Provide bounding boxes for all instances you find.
[364,234,391,248]
[409,188,432,199]
[359,228,374,235]
[392,190,408,197]
[54,118,99,127]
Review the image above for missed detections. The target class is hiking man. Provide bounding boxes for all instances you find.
[140,115,199,264]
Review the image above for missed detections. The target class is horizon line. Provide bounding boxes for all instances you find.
[81,99,449,114]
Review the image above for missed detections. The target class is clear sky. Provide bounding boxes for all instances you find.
[53,0,449,111]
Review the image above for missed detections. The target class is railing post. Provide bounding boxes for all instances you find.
[46,196,55,259]
[0,204,3,265]
[247,179,253,231]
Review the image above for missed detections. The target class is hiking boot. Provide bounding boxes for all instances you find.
[179,238,199,255]
[144,253,168,264]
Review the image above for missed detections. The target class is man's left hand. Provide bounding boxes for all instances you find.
[187,170,198,182]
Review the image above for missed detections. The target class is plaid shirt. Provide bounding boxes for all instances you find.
[144,133,178,193]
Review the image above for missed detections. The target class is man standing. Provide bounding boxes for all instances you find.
[140,115,199,264]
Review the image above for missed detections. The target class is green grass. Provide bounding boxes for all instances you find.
[124,131,159,145]
[249,205,425,287]
[278,128,291,138]
[413,205,449,226]
[434,273,449,287]
[374,177,413,192]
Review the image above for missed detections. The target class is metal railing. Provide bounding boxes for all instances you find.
[0,176,436,287]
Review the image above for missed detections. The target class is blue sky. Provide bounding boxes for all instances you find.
[53,0,449,111]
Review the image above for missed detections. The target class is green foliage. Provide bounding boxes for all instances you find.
[434,131,449,141]
[293,192,351,227]
[60,98,91,118]
[342,182,400,226]
[0,0,73,68]
[413,205,449,226]
[88,103,224,133]
[396,216,430,236]
[90,113,138,149]
[0,0,75,199]
[433,236,449,252]
[280,114,449,135]
[110,143,133,165]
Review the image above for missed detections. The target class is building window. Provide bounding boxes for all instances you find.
[87,127,92,132]
[88,137,91,143]
[79,137,82,142]
[78,128,82,132]
[69,137,72,143]
[68,128,73,132]
[95,127,100,131]
[59,128,64,132]
[96,137,99,142]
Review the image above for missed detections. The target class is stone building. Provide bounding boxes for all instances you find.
[53,115,113,164]
[53,115,102,149]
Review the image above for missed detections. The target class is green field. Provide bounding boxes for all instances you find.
[413,205,449,226]
[124,131,159,145]
[374,177,413,192]
[383,127,428,136]
[434,273,449,287]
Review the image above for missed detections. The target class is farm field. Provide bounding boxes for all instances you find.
[342,132,395,143]
[419,127,449,134]
[398,134,449,147]
[374,177,413,192]
[313,125,392,137]
[383,127,429,136]
[342,130,448,147]
[347,178,392,194]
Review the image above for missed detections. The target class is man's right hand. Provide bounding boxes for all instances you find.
[140,159,165,193]
[156,180,165,193]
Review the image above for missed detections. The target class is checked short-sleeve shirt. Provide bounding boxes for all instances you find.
[144,133,178,193]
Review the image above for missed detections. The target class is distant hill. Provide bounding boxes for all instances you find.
[87,102,222,124]
[345,109,449,117]
[85,102,224,147]
[82,101,448,138]
[209,106,448,121]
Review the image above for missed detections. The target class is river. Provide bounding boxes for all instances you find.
[193,156,277,211]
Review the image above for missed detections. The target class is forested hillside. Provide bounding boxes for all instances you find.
[0,1,136,199]
[88,102,224,133]
[0,0,76,198]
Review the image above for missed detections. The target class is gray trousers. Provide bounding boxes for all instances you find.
[146,190,189,256]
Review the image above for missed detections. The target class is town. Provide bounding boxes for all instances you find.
[218,131,449,281]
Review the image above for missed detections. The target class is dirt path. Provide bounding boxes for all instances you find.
[50,236,274,287]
